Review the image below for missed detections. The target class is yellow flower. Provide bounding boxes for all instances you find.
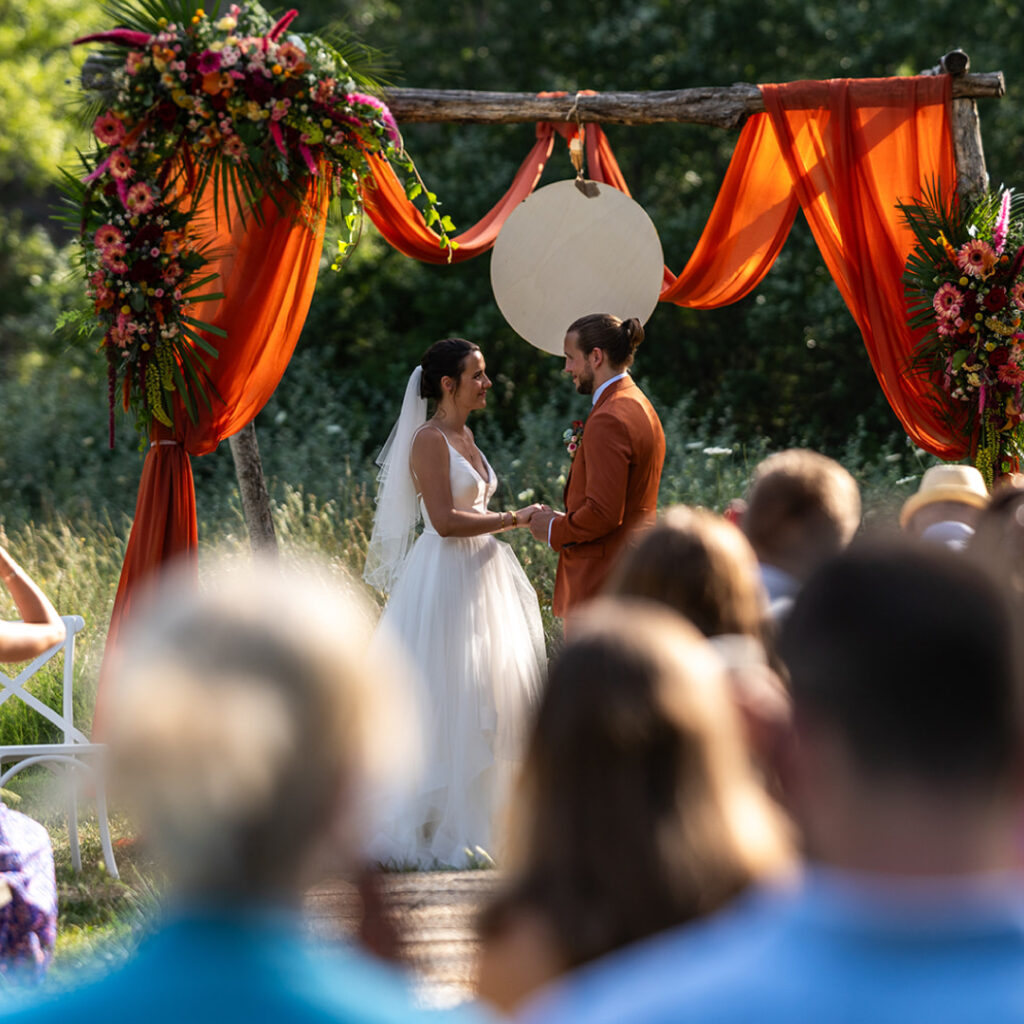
[216,15,237,30]
[120,305,131,314]
[959,277,969,287]
[272,64,283,75]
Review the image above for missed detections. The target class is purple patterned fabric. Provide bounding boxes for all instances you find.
[0,804,57,980]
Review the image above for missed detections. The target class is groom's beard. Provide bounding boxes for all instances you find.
[574,364,595,395]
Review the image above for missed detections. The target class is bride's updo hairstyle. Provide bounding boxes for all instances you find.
[420,338,480,401]
[567,313,644,369]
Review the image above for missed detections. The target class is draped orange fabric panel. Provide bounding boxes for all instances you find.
[361,125,556,262]
[658,112,801,307]
[761,76,962,458]
[102,182,329,688]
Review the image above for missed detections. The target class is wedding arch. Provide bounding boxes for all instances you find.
[74,16,1002,682]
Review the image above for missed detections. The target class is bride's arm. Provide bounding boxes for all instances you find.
[411,430,533,538]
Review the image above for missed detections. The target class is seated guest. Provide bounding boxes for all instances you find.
[522,542,1024,1024]
[0,544,63,982]
[475,599,792,1015]
[605,505,789,770]
[0,805,57,983]
[0,546,64,663]
[0,559,483,1023]
[900,464,989,548]
[741,449,860,621]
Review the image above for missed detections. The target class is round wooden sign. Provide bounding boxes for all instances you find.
[490,179,664,355]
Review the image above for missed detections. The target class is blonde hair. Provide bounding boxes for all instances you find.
[106,557,417,899]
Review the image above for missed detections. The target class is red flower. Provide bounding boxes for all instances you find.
[989,346,1010,367]
[984,286,1008,312]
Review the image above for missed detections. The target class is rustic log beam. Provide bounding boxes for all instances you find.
[382,72,1004,129]
[926,51,990,203]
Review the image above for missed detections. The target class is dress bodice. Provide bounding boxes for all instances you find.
[419,432,496,535]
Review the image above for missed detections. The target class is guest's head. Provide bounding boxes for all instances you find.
[493,599,791,969]
[608,505,766,640]
[607,505,789,777]
[563,314,643,395]
[106,558,416,903]
[900,464,988,538]
[419,337,482,403]
[744,449,860,582]
[779,540,1023,874]
[969,479,1024,594]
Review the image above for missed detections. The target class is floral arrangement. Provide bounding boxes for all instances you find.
[68,0,452,443]
[900,183,1024,484]
[562,419,584,460]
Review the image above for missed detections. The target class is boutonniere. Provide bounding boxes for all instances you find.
[562,419,584,460]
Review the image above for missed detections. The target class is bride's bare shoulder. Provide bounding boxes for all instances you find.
[411,424,448,463]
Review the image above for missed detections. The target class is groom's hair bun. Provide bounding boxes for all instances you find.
[567,314,645,368]
[420,338,480,400]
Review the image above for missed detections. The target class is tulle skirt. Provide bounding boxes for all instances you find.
[366,531,545,869]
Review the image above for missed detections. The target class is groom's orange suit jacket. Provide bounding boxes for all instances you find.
[549,375,665,618]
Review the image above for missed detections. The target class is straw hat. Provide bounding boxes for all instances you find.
[899,464,990,527]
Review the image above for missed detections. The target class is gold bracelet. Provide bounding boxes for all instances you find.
[510,510,518,528]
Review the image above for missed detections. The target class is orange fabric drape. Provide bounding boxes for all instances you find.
[658,111,801,307]
[760,77,961,457]
[102,180,329,677]
[361,118,632,263]
[361,124,556,262]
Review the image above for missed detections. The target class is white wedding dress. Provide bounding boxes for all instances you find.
[367,430,545,869]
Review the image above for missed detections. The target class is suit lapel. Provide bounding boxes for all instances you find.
[563,376,633,503]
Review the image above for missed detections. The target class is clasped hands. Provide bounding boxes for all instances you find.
[505,503,563,540]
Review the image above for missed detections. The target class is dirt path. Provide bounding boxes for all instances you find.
[306,871,501,1007]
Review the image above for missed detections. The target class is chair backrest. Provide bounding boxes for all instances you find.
[0,617,88,747]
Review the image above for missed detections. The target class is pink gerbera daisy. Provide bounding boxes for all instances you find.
[998,363,1024,386]
[93,110,126,146]
[108,150,135,180]
[1012,281,1024,311]
[957,238,997,279]
[94,223,124,249]
[125,182,156,215]
[102,242,128,274]
[932,282,963,319]
[196,49,222,74]
[221,135,247,161]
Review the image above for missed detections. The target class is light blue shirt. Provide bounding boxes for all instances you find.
[0,906,489,1023]
[548,373,630,546]
[521,868,1024,1024]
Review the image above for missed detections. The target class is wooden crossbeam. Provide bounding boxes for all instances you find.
[383,72,1004,130]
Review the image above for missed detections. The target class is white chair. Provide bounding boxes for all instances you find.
[0,616,118,879]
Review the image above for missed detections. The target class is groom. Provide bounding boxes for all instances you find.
[530,313,665,619]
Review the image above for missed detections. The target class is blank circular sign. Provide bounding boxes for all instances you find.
[491,179,665,355]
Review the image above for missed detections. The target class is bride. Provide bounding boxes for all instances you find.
[363,338,546,868]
